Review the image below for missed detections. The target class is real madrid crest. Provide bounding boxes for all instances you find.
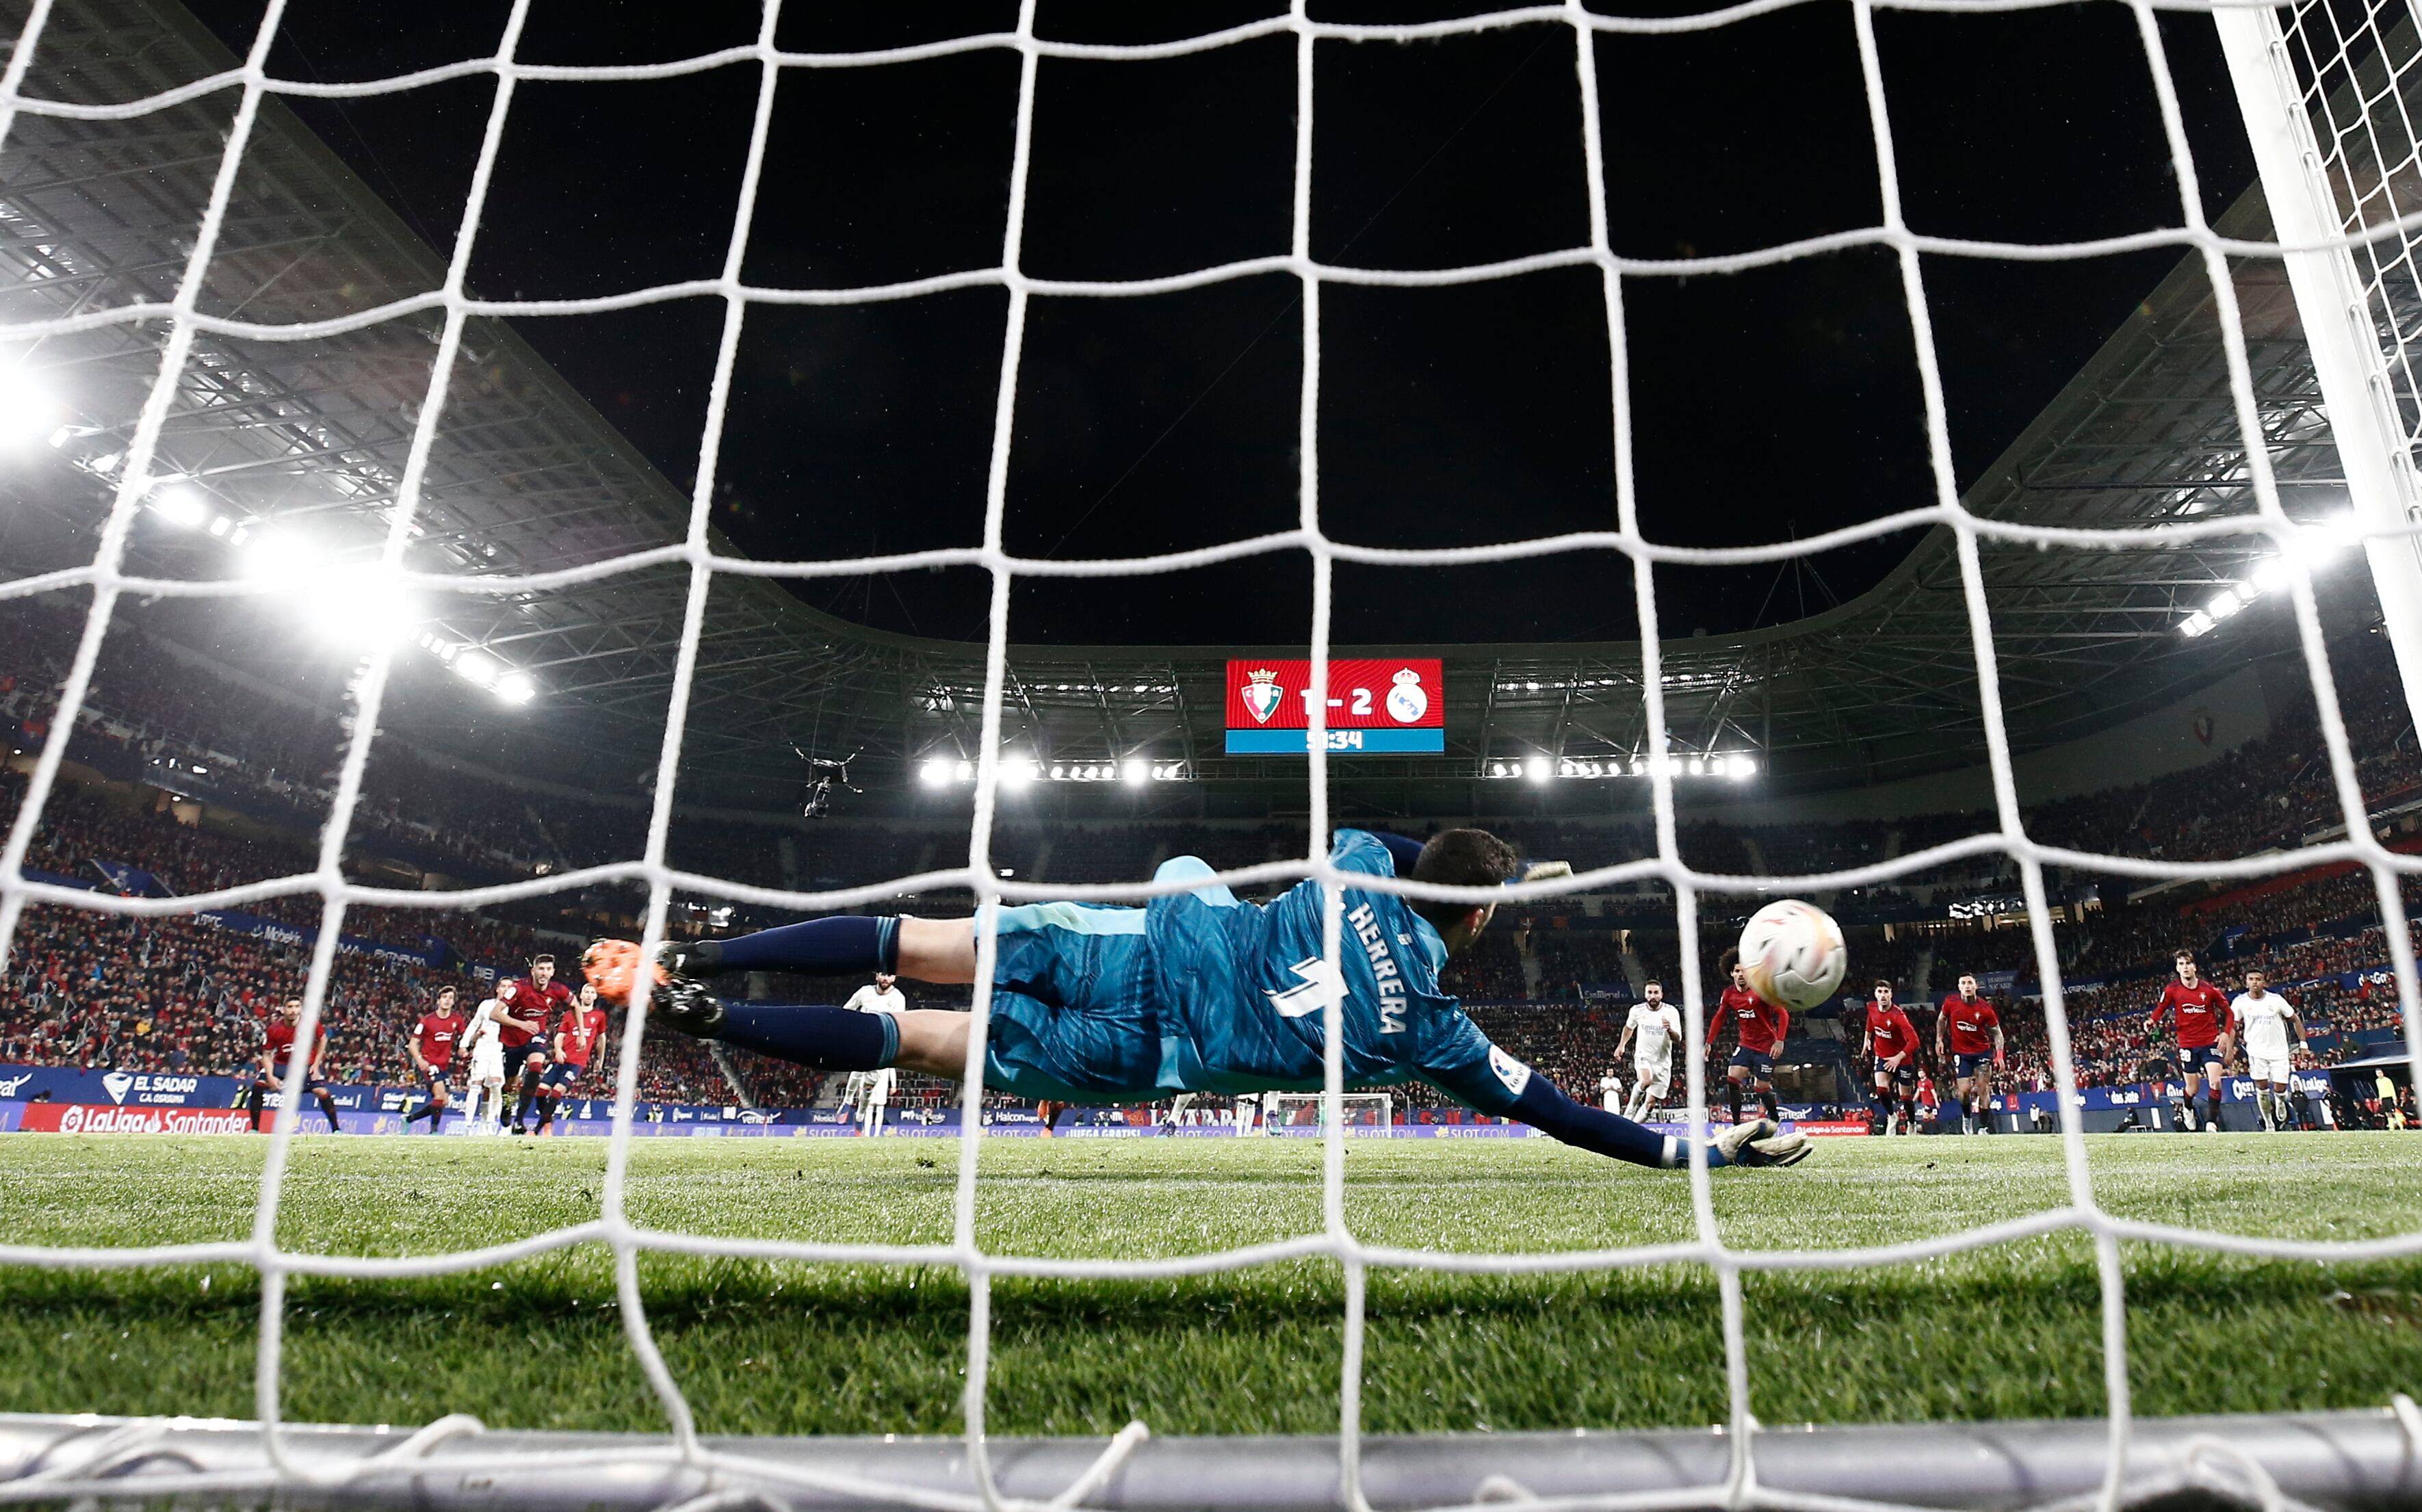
[1385,666,1428,724]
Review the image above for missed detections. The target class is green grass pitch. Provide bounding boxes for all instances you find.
[0,1132,2415,1437]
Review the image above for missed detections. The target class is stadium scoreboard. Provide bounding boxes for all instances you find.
[1224,659,1444,754]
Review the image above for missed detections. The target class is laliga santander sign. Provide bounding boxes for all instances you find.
[23,1103,252,1135]
[1223,659,1444,754]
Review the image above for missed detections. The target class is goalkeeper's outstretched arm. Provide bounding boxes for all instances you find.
[1428,1060,1808,1170]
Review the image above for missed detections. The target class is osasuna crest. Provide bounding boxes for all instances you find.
[1241,666,1284,725]
[1385,666,1429,725]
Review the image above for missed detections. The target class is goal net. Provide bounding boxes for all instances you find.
[1260,1091,1394,1136]
[1,0,2420,1509]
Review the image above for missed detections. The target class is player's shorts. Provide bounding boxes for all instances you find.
[1727,1047,1774,1078]
[1632,1056,1673,1093]
[501,1042,545,1082]
[979,901,1164,1103]
[2247,1052,2292,1082]
[418,1065,453,1093]
[1874,1060,1917,1086]
[470,1046,506,1084]
[263,1066,326,1095]
[2179,1042,2224,1070]
[541,1061,585,1091]
[1953,1052,1993,1079]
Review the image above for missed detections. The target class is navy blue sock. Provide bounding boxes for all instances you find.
[714,916,900,976]
[715,1003,898,1071]
[1507,1076,1673,1169]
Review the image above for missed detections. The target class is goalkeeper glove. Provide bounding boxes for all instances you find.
[1519,860,1574,885]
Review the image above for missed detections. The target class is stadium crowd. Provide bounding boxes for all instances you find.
[2,595,2418,1119]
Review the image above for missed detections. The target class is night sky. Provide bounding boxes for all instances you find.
[187,0,2258,648]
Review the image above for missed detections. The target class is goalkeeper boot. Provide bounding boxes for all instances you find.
[582,939,727,1037]
[584,937,729,1002]
[1713,1117,1810,1169]
[645,972,727,1038]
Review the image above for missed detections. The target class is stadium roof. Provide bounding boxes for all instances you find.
[0,0,2374,811]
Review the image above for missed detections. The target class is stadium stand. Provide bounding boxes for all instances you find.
[7,588,2421,1119]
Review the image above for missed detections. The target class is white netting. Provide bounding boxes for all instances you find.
[1,1,2421,1510]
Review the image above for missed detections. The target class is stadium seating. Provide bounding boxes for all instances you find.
[6,591,2421,1115]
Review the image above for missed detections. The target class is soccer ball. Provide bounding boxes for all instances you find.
[1736,899,1847,1011]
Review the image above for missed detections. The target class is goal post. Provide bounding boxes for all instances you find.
[1259,1091,1394,1136]
[2214,0,2422,748]
[3,1408,2419,1511]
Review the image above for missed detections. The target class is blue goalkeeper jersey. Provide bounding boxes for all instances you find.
[1141,829,1528,1114]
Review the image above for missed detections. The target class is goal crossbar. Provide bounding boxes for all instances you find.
[3,1409,2417,1512]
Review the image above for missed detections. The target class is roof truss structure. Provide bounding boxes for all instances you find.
[0,0,2380,811]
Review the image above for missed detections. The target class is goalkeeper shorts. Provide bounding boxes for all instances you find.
[979,902,1164,1104]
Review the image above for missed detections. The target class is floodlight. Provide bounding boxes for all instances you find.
[2289,512,2361,564]
[452,650,498,687]
[954,760,974,781]
[148,482,209,529]
[493,672,536,705]
[241,530,320,582]
[299,565,417,649]
[1524,755,1550,783]
[1121,758,1147,785]
[1733,756,1756,778]
[2207,588,2245,621]
[919,758,950,786]
[2179,610,2215,638]
[0,365,54,447]
[2249,558,2289,595]
[1001,759,1035,787]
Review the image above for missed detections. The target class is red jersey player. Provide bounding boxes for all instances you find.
[247,997,346,1134]
[2149,949,2234,1132]
[1934,974,2005,1135]
[1861,980,1922,1136]
[402,985,467,1134]
[495,954,573,1134]
[532,982,610,1135]
[1707,954,1789,1125]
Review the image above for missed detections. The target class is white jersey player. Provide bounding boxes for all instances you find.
[2230,970,2306,1131]
[839,1067,896,1136]
[842,972,907,1017]
[461,996,508,1133]
[1613,981,1684,1121]
[833,974,905,1136]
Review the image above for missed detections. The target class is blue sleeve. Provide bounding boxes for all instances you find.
[1506,1076,1676,1169]
[1329,829,1403,880]
[1416,1015,1528,1115]
[1370,831,1427,876]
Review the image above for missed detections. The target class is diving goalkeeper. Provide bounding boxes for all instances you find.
[584,828,1807,1171]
